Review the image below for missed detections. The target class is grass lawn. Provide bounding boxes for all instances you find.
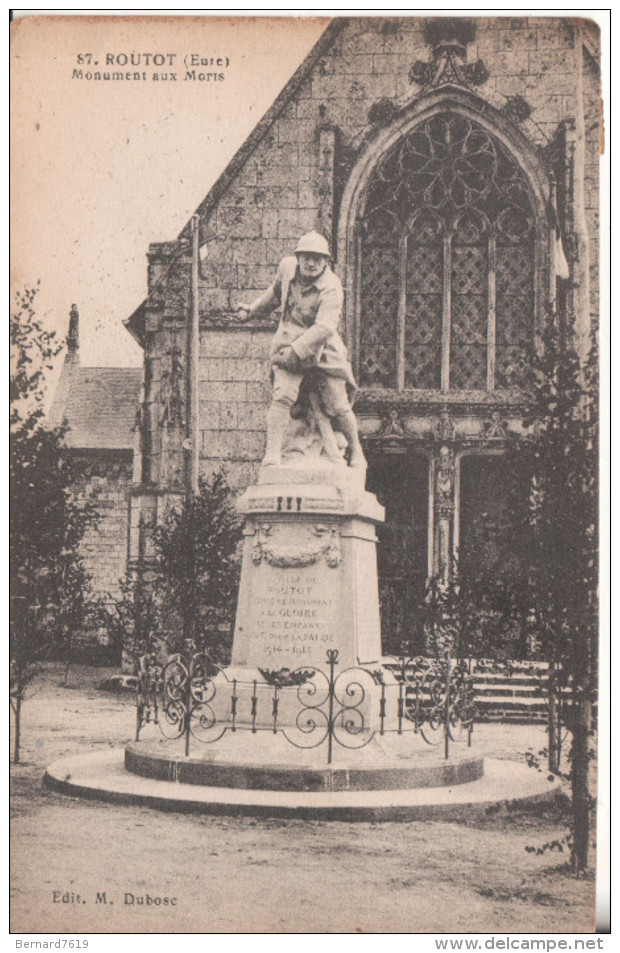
[10,664,596,934]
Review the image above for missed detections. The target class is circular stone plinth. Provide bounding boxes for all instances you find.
[125,740,483,791]
[44,749,562,822]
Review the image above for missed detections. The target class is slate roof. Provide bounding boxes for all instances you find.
[50,366,142,451]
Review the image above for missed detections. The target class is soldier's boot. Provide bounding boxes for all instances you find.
[334,410,367,471]
[262,401,291,467]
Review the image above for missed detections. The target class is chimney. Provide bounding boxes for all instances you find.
[67,304,80,364]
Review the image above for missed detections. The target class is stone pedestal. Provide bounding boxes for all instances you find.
[230,464,385,671]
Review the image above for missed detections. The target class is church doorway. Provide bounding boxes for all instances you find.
[366,451,430,656]
[457,453,532,658]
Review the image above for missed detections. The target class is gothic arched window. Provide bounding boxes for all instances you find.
[358,113,537,393]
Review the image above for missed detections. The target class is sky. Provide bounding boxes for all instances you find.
[11,13,328,371]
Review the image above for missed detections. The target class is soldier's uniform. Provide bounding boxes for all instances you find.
[248,254,356,417]
[244,233,365,469]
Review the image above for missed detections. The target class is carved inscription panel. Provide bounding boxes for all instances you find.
[235,522,345,669]
[246,560,342,667]
[232,516,381,671]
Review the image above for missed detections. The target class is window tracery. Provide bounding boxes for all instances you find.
[358,113,537,393]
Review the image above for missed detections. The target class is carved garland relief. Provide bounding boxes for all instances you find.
[251,522,342,569]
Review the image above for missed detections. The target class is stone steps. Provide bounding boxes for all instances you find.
[474,696,549,723]
[385,659,557,724]
[472,663,554,722]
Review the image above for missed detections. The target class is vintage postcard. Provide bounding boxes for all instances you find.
[10,12,607,937]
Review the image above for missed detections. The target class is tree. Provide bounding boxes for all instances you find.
[10,287,94,763]
[102,471,242,666]
[151,471,241,660]
[96,552,163,664]
[518,305,598,872]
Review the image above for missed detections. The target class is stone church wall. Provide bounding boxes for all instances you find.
[139,16,599,492]
[197,328,271,490]
[70,453,134,602]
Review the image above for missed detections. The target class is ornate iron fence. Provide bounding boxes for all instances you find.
[382,651,475,758]
[134,648,476,763]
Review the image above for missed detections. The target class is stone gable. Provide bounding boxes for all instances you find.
[135,16,599,490]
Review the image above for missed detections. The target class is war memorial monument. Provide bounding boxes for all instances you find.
[46,233,559,819]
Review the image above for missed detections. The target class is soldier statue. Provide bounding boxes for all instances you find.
[237,232,366,470]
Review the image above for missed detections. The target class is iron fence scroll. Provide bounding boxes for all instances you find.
[382,650,476,756]
[135,648,476,762]
[281,648,377,763]
[135,653,162,741]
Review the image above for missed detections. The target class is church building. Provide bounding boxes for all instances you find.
[54,16,601,653]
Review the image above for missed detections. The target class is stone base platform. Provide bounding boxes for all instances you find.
[124,736,484,792]
[44,746,561,822]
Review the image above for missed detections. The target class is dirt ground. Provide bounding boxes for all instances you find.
[10,664,596,935]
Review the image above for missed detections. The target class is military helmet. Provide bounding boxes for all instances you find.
[294,231,331,258]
